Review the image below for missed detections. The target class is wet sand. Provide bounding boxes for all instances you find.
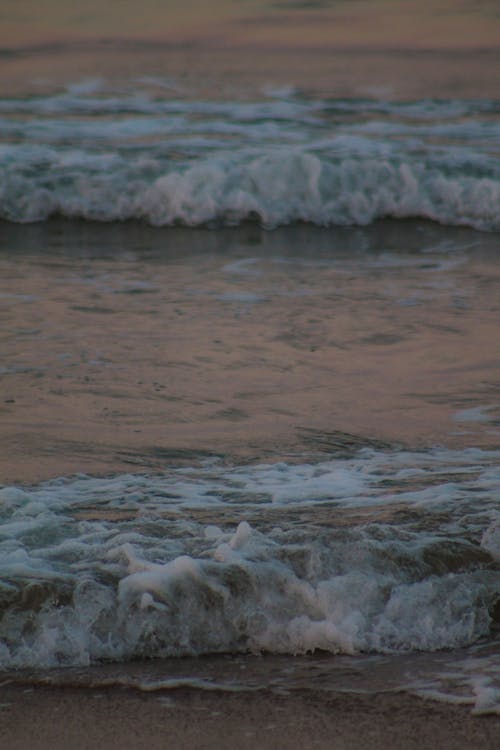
[1,220,500,485]
[1,683,499,750]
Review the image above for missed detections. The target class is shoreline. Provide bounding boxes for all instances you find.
[1,683,499,750]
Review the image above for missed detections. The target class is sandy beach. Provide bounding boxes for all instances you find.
[1,683,499,750]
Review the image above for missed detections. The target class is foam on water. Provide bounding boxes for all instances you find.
[0,448,498,676]
[1,84,499,230]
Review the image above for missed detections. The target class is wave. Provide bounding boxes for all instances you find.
[1,85,499,230]
[0,448,498,669]
[1,149,499,230]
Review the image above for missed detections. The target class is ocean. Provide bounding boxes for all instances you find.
[0,0,499,724]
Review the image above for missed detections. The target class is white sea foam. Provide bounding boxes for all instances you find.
[0,448,498,670]
[1,148,498,229]
[0,86,499,230]
[454,405,499,424]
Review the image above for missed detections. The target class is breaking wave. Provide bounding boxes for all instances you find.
[1,85,499,230]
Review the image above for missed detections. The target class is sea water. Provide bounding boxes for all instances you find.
[0,8,500,719]
[0,447,499,712]
[0,82,499,229]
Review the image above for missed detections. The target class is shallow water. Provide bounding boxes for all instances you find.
[1,220,500,473]
[0,447,499,713]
